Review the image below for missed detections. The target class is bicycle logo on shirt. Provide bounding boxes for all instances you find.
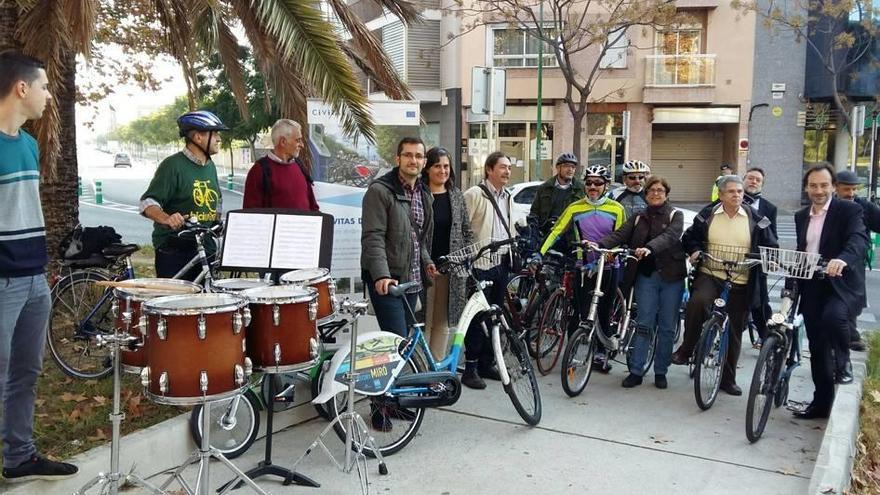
[192,180,219,212]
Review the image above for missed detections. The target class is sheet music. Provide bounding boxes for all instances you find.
[271,215,323,269]
[221,213,274,268]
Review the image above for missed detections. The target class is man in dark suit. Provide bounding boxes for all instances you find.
[743,167,777,343]
[836,170,880,352]
[792,164,868,420]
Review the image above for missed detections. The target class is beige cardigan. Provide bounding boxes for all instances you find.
[463,182,514,267]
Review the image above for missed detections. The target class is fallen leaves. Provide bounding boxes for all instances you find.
[60,392,89,403]
[650,435,673,445]
[776,466,800,476]
[870,389,880,404]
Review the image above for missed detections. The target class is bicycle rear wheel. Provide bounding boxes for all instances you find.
[560,324,596,397]
[625,326,657,377]
[535,290,568,375]
[190,390,261,459]
[47,270,115,379]
[693,317,726,411]
[329,352,427,457]
[496,324,542,426]
[746,334,782,443]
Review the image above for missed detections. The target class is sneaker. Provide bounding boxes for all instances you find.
[850,339,867,352]
[621,374,643,388]
[2,455,78,482]
[591,355,612,374]
[461,369,486,390]
[655,374,668,389]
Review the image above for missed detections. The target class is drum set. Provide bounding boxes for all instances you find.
[76,268,339,495]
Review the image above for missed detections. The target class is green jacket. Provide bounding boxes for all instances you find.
[528,176,585,233]
[360,168,434,284]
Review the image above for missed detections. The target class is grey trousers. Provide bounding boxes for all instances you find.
[0,275,50,466]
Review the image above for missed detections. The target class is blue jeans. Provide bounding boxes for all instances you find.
[0,275,50,466]
[366,281,419,338]
[630,271,684,377]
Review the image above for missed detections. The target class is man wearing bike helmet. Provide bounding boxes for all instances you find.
[140,110,228,279]
[539,164,627,373]
[529,152,584,235]
[611,160,650,218]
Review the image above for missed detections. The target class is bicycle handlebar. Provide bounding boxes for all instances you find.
[697,251,762,268]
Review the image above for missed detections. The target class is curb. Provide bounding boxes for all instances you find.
[3,379,320,495]
[808,360,866,494]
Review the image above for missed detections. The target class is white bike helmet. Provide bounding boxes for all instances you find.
[621,160,650,175]
[583,164,611,182]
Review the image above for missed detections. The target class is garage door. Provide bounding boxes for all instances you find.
[651,130,723,202]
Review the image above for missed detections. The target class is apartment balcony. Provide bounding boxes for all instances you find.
[643,54,716,104]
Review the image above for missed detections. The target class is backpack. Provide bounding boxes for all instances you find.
[58,225,122,260]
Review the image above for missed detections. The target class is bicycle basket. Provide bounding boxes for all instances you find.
[702,243,754,275]
[441,239,503,276]
[758,247,822,280]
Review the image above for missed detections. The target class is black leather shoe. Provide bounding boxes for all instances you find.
[793,404,830,420]
[591,356,612,374]
[670,350,689,366]
[836,362,854,384]
[461,369,486,390]
[654,374,668,389]
[478,365,503,381]
[720,382,742,396]
[850,339,866,352]
[622,374,643,388]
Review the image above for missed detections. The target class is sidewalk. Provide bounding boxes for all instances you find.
[14,313,863,495]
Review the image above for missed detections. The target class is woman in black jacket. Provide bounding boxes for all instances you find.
[598,176,687,389]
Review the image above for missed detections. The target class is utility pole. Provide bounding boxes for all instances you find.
[535,3,544,180]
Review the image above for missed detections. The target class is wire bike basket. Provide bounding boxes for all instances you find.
[758,246,822,280]
[441,239,505,276]
[701,243,755,275]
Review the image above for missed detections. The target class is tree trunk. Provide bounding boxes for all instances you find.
[571,108,586,172]
[40,49,79,267]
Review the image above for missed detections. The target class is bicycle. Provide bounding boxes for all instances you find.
[745,247,823,443]
[47,220,223,379]
[690,245,762,411]
[315,238,541,458]
[559,244,638,397]
[509,252,565,372]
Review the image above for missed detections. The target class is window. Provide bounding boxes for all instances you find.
[586,113,625,179]
[514,185,539,205]
[599,29,628,69]
[492,28,558,68]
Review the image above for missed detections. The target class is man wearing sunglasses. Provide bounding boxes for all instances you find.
[538,164,627,373]
[611,160,651,218]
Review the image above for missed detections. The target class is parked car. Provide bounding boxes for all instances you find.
[113,153,132,168]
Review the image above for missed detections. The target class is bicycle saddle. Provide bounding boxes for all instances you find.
[102,243,140,257]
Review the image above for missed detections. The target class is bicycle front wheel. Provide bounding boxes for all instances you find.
[48,269,115,379]
[190,390,261,459]
[495,325,542,426]
[535,290,568,375]
[746,334,782,443]
[329,352,427,457]
[625,326,657,377]
[560,325,596,397]
[693,317,726,411]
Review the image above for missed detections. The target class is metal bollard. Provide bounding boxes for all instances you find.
[227,173,234,191]
[95,179,103,204]
[77,176,82,197]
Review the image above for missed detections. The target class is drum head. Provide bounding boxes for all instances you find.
[280,268,330,285]
[241,285,317,304]
[143,293,246,315]
[212,278,269,292]
[113,279,202,300]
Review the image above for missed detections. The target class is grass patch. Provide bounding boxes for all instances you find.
[850,331,880,494]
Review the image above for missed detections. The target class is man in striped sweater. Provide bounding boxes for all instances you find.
[0,51,78,482]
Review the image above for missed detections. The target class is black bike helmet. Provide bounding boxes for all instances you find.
[555,152,578,166]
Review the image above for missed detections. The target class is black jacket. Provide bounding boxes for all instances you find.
[853,196,880,234]
[529,176,585,233]
[794,198,868,314]
[745,194,778,238]
[598,202,687,285]
[682,203,778,309]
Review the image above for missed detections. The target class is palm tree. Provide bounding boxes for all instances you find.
[2,0,416,262]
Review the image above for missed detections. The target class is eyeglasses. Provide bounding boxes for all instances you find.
[625,175,646,180]
[647,188,667,194]
[399,152,425,161]
[584,180,606,187]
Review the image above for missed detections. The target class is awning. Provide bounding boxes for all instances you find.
[652,106,740,124]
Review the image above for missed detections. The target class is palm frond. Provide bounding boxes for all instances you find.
[326,0,412,101]
[252,0,375,141]
[374,0,422,25]
[153,0,200,108]
[215,14,251,122]
[16,0,70,179]
[60,0,97,57]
